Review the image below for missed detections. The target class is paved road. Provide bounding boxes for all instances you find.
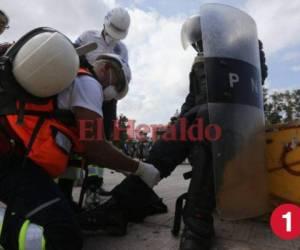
[0,164,295,249]
[76,165,295,250]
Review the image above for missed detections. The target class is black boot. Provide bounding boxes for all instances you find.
[77,175,168,236]
[110,175,168,222]
[77,195,128,236]
[180,216,214,250]
[84,175,105,210]
[180,144,215,250]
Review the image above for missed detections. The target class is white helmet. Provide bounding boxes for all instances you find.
[95,53,131,100]
[103,7,130,41]
[10,28,80,97]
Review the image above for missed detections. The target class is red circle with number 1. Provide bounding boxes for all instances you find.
[270,204,300,240]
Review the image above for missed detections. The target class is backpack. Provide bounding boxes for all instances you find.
[0,28,81,177]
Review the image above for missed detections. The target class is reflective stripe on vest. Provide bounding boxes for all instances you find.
[1,208,46,250]
[4,68,90,177]
[6,114,83,177]
[0,207,5,237]
[19,220,46,250]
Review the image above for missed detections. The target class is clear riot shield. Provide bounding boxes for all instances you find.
[200,4,269,219]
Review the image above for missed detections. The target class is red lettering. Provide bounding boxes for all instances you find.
[187,118,204,142]
[150,124,166,141]
[205,124,222,141]
[126,120,135,140]
[135,124,150,141]
[161,125,177,141]
[179,117,187,141]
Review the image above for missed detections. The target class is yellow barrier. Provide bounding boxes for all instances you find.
[266,122,300,204]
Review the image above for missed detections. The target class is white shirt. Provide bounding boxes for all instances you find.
[57,75,103,117]
[75,30,129,65]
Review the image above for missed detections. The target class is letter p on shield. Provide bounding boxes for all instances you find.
[229,73,239,88]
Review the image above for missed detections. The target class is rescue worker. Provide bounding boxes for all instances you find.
[58,7,131,208]
[76,7,130,65]
[79,10,268,250]
[0,28,160,250]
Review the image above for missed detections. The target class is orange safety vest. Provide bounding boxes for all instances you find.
[4,68,94,177]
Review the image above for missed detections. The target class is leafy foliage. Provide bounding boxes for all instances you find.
[264,88,300,125]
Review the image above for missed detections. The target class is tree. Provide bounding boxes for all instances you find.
[292,89,300,120]
[264,88,282,124]
[263,88,300,124]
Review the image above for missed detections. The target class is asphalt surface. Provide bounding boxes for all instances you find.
[75,165,296,250]
[0,164,295,249]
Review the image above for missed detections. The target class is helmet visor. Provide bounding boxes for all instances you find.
[181,15,202,50]
[104,22,127,40]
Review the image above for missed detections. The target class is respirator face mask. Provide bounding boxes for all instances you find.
[103,31,118,47]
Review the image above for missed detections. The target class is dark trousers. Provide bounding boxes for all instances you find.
[147,105,210,178]
[147,107,215,225]
[0,156,83,250]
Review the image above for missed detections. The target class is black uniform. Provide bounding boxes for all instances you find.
[147,58,216,250]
